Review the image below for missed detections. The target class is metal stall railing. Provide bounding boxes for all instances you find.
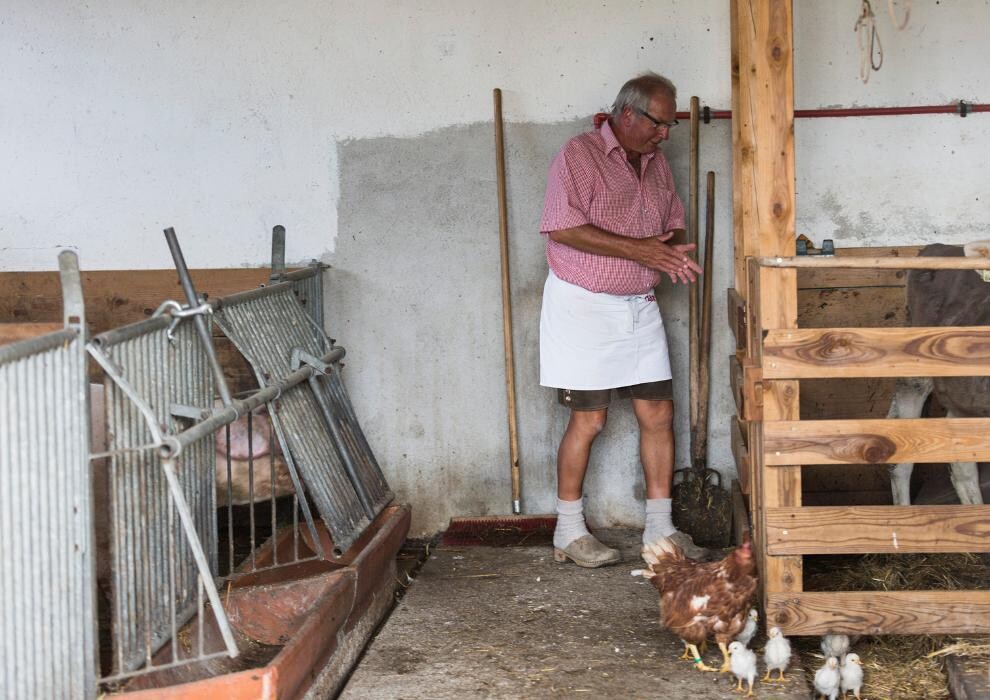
[0,252,97,700]
[213,282,393,557]
[88,308,239,682]
[0,226,391,693]
[269,224,327,332]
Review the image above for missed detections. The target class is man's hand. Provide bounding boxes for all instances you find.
[636,236,703,284]
[547,225,703,284]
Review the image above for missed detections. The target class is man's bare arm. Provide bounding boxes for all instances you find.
[548,225,702,284]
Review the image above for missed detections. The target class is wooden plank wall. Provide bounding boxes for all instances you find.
[730,0,990,637]
[797,246,914,504]
[748,256,990,635]
[733,245,920,503]
[0,268,278,392]
[732,0,802,605]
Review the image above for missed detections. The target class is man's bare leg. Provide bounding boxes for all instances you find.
[632,398,674,499]
[552,408,620,567]
[633,398,711,559]
[557,408,607,500]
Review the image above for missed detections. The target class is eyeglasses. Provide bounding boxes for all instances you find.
[634,107,678,131]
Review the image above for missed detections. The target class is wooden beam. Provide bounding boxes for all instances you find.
[750,3,795,257]
[730,355,764,422]
[732,479,752,545]
[0,322,63,345]
[734,0,799,605]
[763,327,990,378]
[745,258,763,366]
[797,287,907,332]
[0,268,279,335]
[762,256,990,270]
[796,245,920,290]
[766,591,990,635]
[727,287,747,352]
[764,417,990,465]
[766,505,990,554]
[730,355,744,415]
[730,0,758,294]
[798,267,907,290]
[731,416,751,495]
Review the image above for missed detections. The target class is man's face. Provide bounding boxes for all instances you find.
[623,92,677,154]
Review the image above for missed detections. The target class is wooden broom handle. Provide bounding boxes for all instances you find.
[694,171,716,469]
[688,96,701,469]
[494,88,521,513]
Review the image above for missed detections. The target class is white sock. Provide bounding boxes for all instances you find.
[643,498,677,543]
[553,497,590,549]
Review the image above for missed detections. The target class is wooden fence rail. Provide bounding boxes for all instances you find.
[740,255,990,636]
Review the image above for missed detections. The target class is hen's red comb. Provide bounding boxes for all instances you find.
[593,112,610,129]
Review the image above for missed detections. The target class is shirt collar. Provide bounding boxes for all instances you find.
[600,119,657,164]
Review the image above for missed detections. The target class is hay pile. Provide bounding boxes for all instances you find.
[798,552,990,698]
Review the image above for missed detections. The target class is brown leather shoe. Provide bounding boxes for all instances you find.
[553,534,621,568]
[668,531,715,562]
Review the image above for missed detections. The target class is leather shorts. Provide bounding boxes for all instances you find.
[556,379,673,411]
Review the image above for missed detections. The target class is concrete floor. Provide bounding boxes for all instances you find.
[340,529,812,699]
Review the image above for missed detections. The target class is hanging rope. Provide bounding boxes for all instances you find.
[887,0,912,31]
[855,0,882,83]
[854,0,911,84]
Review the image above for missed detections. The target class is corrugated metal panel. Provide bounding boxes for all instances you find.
[0,329,96,699]
[317,363,392,513]
[93,317,218,675]
[214,284,389,554]
[284,264,325,333]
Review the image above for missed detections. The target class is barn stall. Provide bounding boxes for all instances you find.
[725,3,990,697]
[3,1,990,698]
[0,229,408,698]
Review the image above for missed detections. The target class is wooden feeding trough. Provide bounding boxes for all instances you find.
[728,0,990,637]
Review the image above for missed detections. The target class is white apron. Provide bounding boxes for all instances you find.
[539,270,672,390]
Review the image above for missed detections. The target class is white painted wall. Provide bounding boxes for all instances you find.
[4,1,985,269]
[3,2,988,535]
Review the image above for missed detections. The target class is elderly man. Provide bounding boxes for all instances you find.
[539,72,708,566]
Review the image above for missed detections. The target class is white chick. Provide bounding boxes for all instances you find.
[814,657,841,700]
[840,653,864,699]
[820,634,850,660]
[735,608,759,647]
[762,626,791,681]
[728,641,757,697]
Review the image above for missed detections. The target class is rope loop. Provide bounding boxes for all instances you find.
[887,0,911,31]
[855,0,883,83]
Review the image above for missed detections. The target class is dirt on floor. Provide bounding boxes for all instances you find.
[340,529,811,699]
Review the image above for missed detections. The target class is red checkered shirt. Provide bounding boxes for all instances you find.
[540,119,685,295]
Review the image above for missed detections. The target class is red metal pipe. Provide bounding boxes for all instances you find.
[675,102,989,121]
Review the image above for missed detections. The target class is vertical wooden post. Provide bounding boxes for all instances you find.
[731,0,759,296]
[732,0,802,623]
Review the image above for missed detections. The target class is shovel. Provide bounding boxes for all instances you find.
[672,161,731,547]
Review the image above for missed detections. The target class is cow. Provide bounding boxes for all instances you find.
[886,242,990,506]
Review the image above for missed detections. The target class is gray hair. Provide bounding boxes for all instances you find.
[610,72,677,118]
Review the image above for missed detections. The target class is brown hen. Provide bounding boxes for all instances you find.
[637,536,757,673]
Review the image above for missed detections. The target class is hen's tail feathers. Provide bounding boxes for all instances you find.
[641,536,681,567]
[630,568,656,579]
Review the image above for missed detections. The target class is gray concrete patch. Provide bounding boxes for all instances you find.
[340,529,811,699]
[328,119,739,538]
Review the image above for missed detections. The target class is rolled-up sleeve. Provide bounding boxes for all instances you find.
[540,144,594,234]
[657,157,685,233]
[665,189,686,233]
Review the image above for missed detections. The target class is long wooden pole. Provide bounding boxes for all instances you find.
[693,171,716,469]
[493,88,521,514]
[688,96,701,470]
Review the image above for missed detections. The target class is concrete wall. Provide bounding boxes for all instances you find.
[3,2,988,536]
